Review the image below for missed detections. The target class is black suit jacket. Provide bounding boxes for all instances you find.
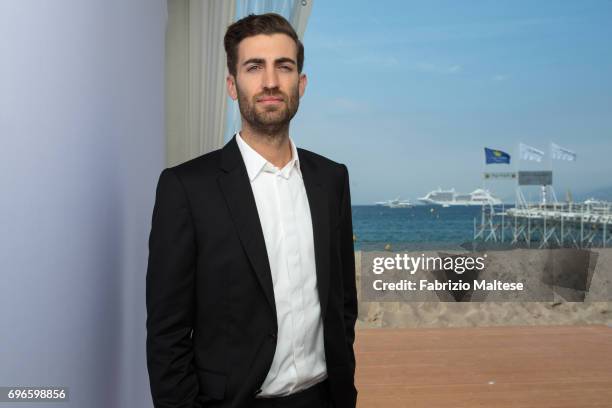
[146,135,358,408]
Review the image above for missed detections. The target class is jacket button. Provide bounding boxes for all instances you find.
[269,333,277,340]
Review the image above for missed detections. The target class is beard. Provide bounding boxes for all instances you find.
[236,83,300,137]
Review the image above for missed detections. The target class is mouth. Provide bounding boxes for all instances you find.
[257,96,284,104]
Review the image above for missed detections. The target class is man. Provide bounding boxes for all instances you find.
[146,13,357,408]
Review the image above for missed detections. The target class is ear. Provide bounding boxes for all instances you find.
[298,73,307,98]
[226,74,238,100]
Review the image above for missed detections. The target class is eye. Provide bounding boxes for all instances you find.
[247,65,260,72]
[279,65,292,71]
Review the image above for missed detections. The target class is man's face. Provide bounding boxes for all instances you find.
[227,33,306,135]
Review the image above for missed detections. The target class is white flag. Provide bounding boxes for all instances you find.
[519,143,544,162]
[551,142,576,161]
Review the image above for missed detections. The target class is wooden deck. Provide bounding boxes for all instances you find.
[355,325,612,408]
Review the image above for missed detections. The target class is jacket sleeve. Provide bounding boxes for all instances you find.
[339,164,358,373]
[146,168,199,408]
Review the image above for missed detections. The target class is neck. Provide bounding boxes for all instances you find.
[240,122,292,168]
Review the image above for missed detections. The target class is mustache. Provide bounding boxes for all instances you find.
[255,90,286,100]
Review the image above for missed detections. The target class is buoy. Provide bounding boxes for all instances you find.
[384,243,392,251]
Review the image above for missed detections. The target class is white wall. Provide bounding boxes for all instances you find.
[0,1,166,407]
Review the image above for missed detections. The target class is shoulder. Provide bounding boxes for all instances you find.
[297,148,351,205]
[297,147,348,178]
[163,148,223,180]
[155,148,224,194]
[168,148,223,176]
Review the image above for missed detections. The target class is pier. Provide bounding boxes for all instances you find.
[474,191,612,249]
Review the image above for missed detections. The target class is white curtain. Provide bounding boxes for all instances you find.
[224,0,314,142]
[166,0,236,166]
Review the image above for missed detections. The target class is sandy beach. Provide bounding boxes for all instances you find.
[355,248,612,328]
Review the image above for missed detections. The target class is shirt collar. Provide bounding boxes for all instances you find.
[236,132,301,181]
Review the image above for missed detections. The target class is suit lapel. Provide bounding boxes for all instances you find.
[217,136,331,323]
[299,151,331,322]
[218,136,277,318]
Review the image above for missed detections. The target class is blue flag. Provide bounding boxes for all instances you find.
[485,147,511,164]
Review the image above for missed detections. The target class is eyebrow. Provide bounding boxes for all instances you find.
[242,57,296,67]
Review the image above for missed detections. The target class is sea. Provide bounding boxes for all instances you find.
[352,204,508,252]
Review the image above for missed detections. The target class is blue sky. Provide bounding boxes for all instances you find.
[290,0,612,204]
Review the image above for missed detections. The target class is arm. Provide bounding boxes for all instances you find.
[339,164,357,373]
[146,168,199,408]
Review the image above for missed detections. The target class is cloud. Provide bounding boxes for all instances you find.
[414,62,463,74]
[448,65,462,73]
[493,74,509,81]
[308,16,570,50]
[342,55,399,67]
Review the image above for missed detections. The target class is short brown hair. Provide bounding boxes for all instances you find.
[224,13,304,77]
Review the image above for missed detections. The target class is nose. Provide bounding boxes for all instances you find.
[262,66,279,90]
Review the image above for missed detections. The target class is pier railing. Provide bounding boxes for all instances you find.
[474,201,612,248]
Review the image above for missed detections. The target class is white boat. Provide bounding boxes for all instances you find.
[584,197,609,206]
[583,197,612,213]
[418,188,501,206]
[374,198,412,208]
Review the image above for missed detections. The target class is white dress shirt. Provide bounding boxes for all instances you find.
[235,132,327,397]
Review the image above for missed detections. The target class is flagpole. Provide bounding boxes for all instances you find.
[549,141,553,172]
[482,148,486,190]
[549,141,553,205]
[515,142,519,208]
